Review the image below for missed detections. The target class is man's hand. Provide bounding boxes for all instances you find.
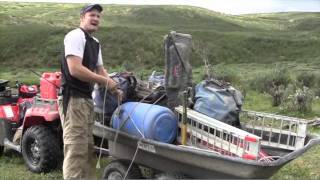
[115,89,124,102]
[109,87,124,102]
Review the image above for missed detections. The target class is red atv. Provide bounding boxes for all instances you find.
[0,72,63,173]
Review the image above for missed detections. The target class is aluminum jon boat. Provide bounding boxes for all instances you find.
[93,107,320,179]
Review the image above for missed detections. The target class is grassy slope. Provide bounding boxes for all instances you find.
[0,2,320,180]
[0,3,320,69]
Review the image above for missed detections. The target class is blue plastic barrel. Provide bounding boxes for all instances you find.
[111,102,178,143]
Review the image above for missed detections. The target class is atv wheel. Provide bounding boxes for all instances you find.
[102,160,142,180]
[0,145,3,156]
[22,125,61,173]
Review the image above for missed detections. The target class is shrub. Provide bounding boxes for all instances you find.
[234,82,248,99]
[296,72,316,88]
[249,73,273,93]
[122,60,135,71]
[270,84,285,106]
[249,64,291,94]
[211,65,240,84]
[313,73,320,97]
[271,64,291,87]
[281,85,314,113]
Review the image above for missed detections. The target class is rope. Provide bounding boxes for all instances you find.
[96,80,110,169]
[141,93,166,137]
[113,89,160,144]
[94,79,166,178]
[123,139,142,180]
[258,156,280,163]
[121,92,166,180]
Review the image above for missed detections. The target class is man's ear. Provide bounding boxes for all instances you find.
[80,17,84,24]
[80,14,85,21]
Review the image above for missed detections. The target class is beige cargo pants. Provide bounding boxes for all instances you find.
[58,96,96,180]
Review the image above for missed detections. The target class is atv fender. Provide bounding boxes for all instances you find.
[22,107,60,129]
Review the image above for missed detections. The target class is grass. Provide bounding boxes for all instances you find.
[271,145,320,180]
[0,152,111,180]
[0,3,320,69]
[0,154,63,180]
[0,2,319,179]
[1,146,320,180]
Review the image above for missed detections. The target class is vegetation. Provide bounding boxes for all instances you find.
[1,3,320,69]
[0,2,319,180]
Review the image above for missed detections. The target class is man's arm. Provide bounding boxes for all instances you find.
[66,55,117,89]
[96,65,119,90]
[96,65,108,77]
[96,65,123,101]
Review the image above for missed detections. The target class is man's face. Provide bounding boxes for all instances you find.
[80,9,101,33]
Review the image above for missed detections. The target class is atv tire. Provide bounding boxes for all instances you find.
[0,145,3,156]
[102,160,142,180]
[21,125,62,173]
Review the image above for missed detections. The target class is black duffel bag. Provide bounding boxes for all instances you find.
[93,72,137,116]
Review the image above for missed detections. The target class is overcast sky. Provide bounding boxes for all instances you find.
[3,0,320,15]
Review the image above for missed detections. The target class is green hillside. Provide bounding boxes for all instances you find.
[0,3,320,180]
[1,2,319,70]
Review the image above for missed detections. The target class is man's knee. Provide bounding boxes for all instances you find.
[63,143,89,180]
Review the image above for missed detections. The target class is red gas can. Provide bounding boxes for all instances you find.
[40,72,61,99]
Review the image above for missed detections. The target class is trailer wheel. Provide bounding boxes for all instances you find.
[102,160,142,180]
[21,125,61,173]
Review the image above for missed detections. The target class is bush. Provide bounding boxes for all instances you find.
[271,64,291,87]
[212,65,240,84]
[234,82,248,99]
[249,73,273,93]
[281,85,314,113]
[249,64,291,107]
[270,84,285,106]
[312,73,320,97]
[249,64,291,94]
[296,72,316,88]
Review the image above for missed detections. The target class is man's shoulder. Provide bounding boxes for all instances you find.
[65,28,85,40]
[64,28,100,44]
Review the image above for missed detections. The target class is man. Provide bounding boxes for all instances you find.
[59,4,122,180]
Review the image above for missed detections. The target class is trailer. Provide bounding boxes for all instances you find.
[93,106,320,179]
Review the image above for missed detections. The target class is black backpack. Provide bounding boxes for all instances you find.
[93,72,137,116]
[112,72,137,100]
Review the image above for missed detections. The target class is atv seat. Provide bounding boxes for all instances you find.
[0,79,9,92]
[0,96,19,105]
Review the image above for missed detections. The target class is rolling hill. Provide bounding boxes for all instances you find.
[0,2,319,70]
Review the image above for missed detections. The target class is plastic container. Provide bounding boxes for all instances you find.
[40,72,61,99]
[112,102,178,143]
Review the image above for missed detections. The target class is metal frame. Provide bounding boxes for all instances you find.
[241,110,308,150]
[175,106,261,160]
